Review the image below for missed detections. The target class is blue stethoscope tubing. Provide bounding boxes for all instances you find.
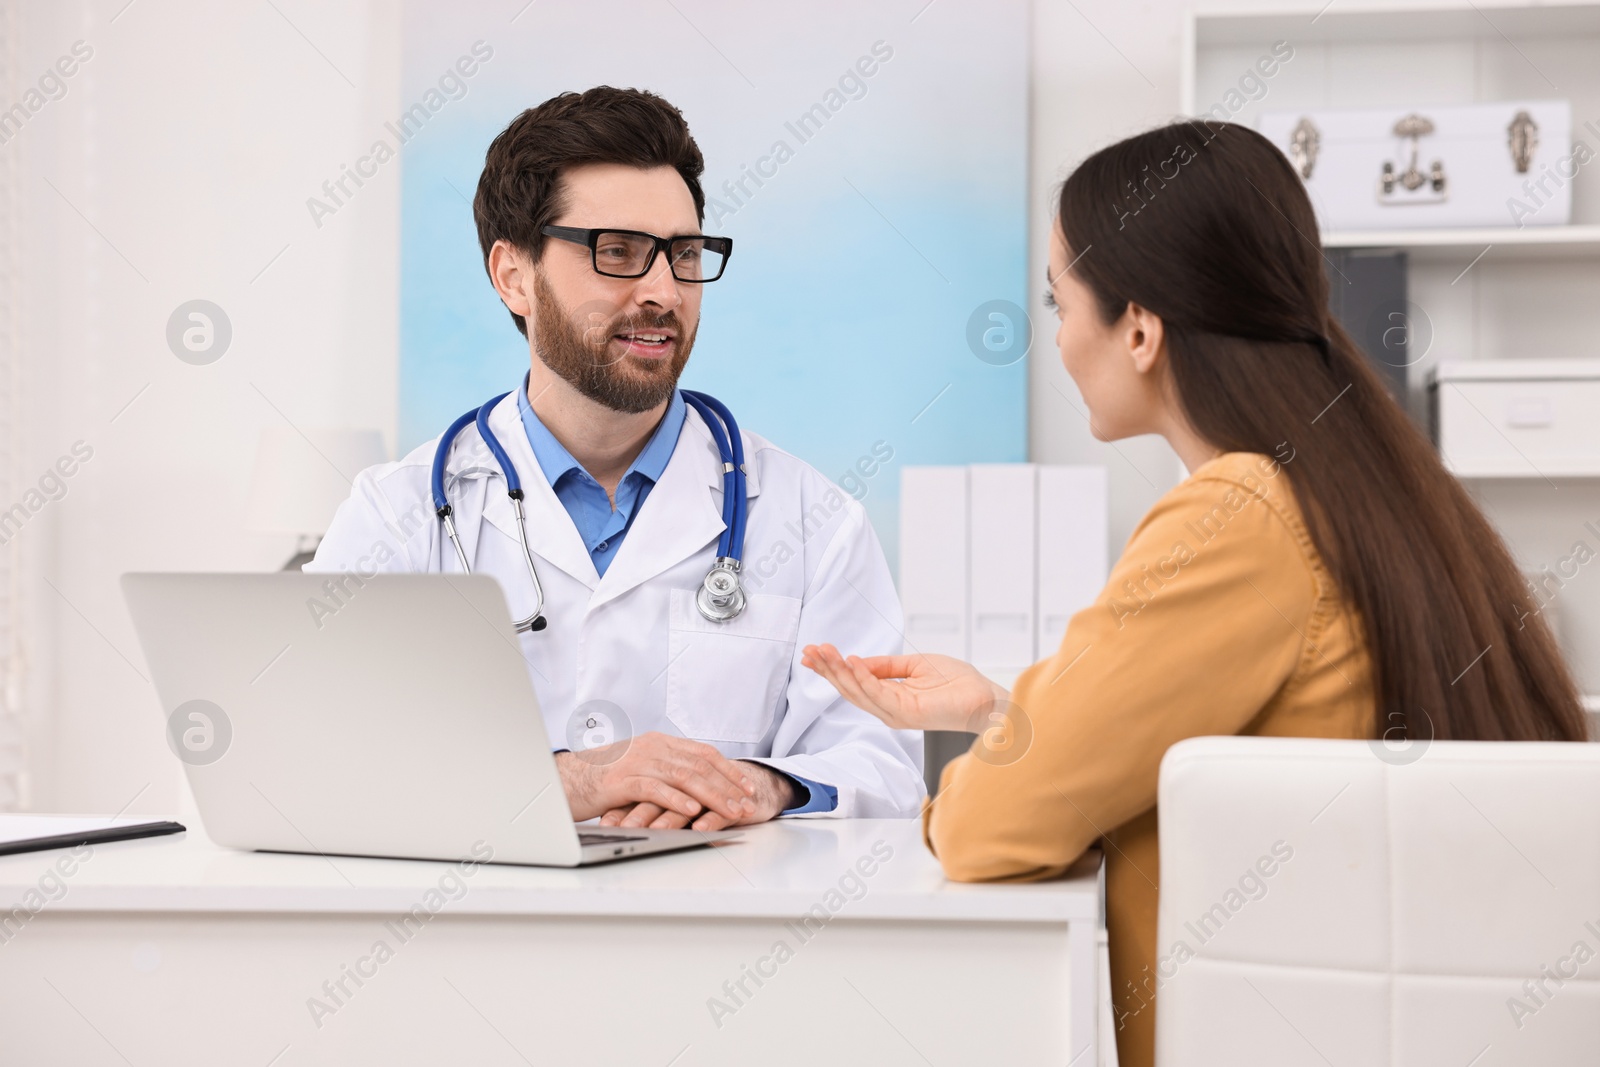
[430,388,748,633]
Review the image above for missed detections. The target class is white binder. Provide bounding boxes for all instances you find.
[1037,466,1108,659]
[898,466,969,658]
[968,464,1037,674]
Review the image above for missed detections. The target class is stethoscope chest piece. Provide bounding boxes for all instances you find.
[697,557,746,622]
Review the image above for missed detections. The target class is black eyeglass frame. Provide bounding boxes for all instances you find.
[540,225,733,283]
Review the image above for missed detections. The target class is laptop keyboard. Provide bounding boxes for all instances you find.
[578,832,648,846]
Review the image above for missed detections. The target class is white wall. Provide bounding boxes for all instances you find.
[1027,0,1192,552]
[14,0,399,814]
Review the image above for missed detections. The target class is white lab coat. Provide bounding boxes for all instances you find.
[306,391,926,818]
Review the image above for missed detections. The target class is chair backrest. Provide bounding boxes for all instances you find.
[1154,736,1600,1066]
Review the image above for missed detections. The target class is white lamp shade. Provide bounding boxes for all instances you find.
[245,427,388,535]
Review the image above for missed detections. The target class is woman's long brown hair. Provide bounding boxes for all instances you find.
[1059,119,1586,745]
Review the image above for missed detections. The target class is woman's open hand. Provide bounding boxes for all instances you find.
[800,643,1011,733]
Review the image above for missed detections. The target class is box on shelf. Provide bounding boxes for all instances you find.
[1258,100,1575,231]
[1429,359,1600,478]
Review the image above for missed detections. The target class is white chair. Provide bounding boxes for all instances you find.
[1154,736,1600,1066]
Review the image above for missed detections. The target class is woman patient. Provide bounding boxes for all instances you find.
[803,119,1586,1067]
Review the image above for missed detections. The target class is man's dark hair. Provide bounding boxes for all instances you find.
[473,86,706,337]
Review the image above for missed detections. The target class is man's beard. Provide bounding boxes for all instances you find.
[530,271,695,414]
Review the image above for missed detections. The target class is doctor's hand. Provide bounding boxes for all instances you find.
[801,643,1011,734]
[556,732,758,826]
[597,762,797,831]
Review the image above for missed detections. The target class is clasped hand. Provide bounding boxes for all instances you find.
[556,731,797,831]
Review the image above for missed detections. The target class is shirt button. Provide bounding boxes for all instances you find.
[596,541,609,552]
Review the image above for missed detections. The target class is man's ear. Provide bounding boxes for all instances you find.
[488,239,533,323]
[1124,302,1166,376]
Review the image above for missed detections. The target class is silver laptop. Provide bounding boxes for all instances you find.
[121,572,738,867]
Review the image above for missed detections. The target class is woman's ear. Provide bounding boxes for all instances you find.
[1123,302,1166,375]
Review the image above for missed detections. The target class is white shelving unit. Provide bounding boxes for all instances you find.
[1186,2,1600,700]
[1324,223,1600,261]
[1183,1,1600,80]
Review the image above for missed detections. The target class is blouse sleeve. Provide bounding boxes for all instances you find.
[924,462,1321,882]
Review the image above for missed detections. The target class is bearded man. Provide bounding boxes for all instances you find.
[308,87,925,830]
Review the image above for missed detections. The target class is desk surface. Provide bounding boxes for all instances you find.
[0,817,1101,923]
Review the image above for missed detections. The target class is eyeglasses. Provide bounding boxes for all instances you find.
[540,225,733,283]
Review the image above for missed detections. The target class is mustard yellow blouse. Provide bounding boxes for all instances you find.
[924,452,1374,1067]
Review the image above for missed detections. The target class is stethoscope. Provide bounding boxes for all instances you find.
[429,388,748,633]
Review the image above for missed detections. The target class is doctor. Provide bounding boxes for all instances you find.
[308,86,924,830]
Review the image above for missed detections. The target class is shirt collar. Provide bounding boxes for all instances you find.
[516,374,687,490]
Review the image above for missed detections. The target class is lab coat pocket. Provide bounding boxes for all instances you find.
[665,586,802,744]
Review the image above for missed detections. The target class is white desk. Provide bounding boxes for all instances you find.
[0,818,1103,1066]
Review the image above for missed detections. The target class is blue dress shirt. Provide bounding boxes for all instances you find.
[515,380,837,815]
[516,381,685,579]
